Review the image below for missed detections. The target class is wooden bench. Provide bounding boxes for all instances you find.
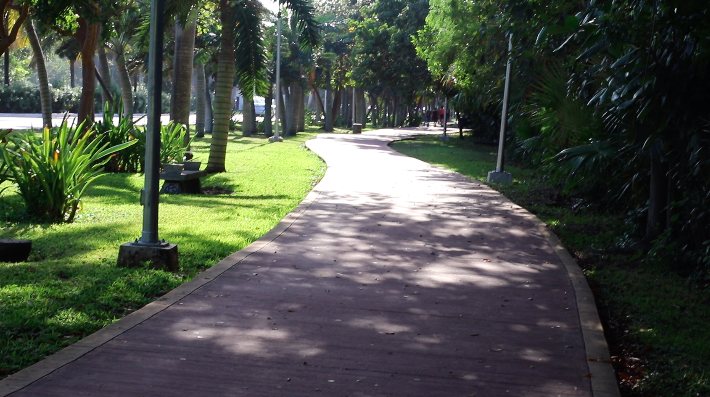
[159,170,208,194]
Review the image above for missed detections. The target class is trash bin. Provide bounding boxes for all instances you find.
[352,123,362,134]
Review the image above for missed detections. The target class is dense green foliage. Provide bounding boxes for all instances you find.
[0,123,136,222]
[415,0,710,282]
[392,135,710,396]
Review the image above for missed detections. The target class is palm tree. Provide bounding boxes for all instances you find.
[206,0,319,172]
[55,37,81,87]
[171,17,197,144]
[24,19,51,128]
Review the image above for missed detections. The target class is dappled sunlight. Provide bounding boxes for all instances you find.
[13,131,592,396]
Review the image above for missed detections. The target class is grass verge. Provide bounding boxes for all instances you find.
[0,131,325,378]
[391,134,710,397]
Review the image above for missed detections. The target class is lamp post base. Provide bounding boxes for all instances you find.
[117,241,179,271]
[269,135,283,142]
[486,171,513,184]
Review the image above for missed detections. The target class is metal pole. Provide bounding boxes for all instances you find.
[352,86,355,126]
[273,12,282,140]
[495,34,513,173]
[139,0,165,246]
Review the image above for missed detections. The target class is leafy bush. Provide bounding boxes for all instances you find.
[160,122,192,165]
[0,123,136,222]
[0,83,42,113]
[51,86,81,113]
[94,103,146,173]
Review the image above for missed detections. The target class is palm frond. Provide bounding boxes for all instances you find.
[280,0,320,49]
[233,0,269,98]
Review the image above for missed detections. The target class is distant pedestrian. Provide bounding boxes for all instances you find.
[439,108,445,126]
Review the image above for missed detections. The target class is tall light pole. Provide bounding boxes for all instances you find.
[487,33,513,184]
[269,10,284,143]
[118,0,178,270]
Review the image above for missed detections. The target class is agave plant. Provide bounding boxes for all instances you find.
[95,102,146,173]
[160,122,193,165]
[0,123,136,222]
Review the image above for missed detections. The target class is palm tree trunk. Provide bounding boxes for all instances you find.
[242,96,254,136]
[264,83,273,137]
[285,82,297,135]
[24,19,52,129]
[296,83,305,132]
[279,84,288,132]
[115,50,133,118]
[205,75,213,134]
[77,20,101,127]
[195,63,206,137]
[206,0,234,172]
[171,19,196,145]
[98,45,112,107]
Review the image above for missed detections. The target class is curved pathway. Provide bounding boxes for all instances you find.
[0,129,618,396]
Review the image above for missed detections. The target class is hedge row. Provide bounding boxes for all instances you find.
[0,83,165,114]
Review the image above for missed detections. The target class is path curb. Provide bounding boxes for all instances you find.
[0,184,323,396]
[387,132,620,397]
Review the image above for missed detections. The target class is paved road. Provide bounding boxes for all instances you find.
[0,129,616,396]
[0,113,250,130]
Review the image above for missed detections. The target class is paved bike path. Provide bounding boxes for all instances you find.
[0,129,617,396]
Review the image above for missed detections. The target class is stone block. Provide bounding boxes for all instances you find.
[117,242,179,271]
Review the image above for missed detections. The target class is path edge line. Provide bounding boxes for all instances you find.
[0,166,325,397]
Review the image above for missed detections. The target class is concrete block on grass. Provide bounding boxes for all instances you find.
[117,242,179,271]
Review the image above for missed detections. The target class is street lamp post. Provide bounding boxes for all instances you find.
[117,0,178,270]
[487,34,513,184]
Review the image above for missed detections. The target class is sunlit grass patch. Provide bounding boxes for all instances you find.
[0,132,325,376]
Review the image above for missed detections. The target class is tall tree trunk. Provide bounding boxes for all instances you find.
[278,84,287,132]
[69,58,75,88]
[98,45,112,107]
[357,88,366,128]
[206,0,234,172]
[115,49,133,118]
[77,20,101,127]
[324,86,333,132]
[171,19,196,146]
[331,87,341,127]
[286,82,298,135]
[242,96,254,136]
[205,77,213,134]
[195,63,206,137]
[24,19,51,129]
[264,83,273,137]
[297,83,305,132]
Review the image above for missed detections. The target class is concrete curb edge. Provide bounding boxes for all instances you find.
[0,172,325,396]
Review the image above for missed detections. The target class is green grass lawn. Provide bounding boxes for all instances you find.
[0,131,325,378]
[392,134,710,397]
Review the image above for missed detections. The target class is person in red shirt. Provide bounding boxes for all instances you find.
[439,108,445,126]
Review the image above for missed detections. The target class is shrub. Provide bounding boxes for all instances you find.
[160,122,192,165]
[94,103,146,173]
[0,123,137,222]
